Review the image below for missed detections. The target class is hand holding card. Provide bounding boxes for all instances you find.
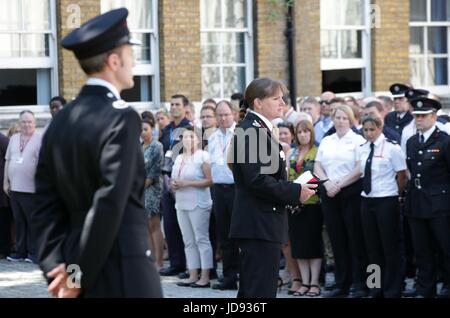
[294,170,328,186]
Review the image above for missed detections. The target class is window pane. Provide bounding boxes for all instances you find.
[410,57,425,86]
[341,30,362,58]
[321,30,339,58]
[322,69,362,93]
[225,0,247,28]
[321,0,341,26]
[0,69,37,106]
[201,33,220,64]
[132,33,151,63]
[223,66,246,98]
[431,0,450,21]
[0,34,20,57]
[122,76,152,102]
[410,27,424,54]
[101,0,123,12]
[0,0,20,30]
[125,0,152,29]
[427,57,448,85]
[342,0,364,25]
[428,27,447,54]
[202,67,221,98]
[21,34,49,57]
[223,33,245,64]
[23,0,50,30]
[201,0,221,28]
[410,0,427,21]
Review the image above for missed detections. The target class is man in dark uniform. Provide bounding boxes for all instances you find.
[229,77,316,298]
[405,97,450,298]
[385,83,414,136]
[31,8,162,298]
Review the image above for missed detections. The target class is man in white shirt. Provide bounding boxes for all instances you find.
[208,100,239,290]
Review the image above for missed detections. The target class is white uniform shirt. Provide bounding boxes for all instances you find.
[208,123,236,184]
[316,130,366,181]
[357,133,407,198]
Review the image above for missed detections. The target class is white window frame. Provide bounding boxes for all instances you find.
[101,0,160,109]
[409,0,450,96]
[320,0,372,95]
[0,0,58,108]
[200,0,254,100]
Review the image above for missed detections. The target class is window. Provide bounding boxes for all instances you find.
[409,0,450,90]
[320,0,371,94]
[0,0,57,107]
[200,0,253,99]
[101,0,160,106]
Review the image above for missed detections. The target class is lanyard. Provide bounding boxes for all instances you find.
[177,156,187,179]
[19,134,31,155]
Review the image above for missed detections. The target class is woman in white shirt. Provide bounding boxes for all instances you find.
[357,116,407,298]
[171,126,213,288]
[314,104,367,298]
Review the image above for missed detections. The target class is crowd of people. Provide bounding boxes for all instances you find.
[0,7,449,299]
[0,79,449,298]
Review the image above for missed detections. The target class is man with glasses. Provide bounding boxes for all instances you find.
[314,91,336,144]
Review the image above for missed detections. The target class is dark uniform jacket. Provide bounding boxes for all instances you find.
[406,128,450,218]
[229,112,301,243]
[32,85,162,297]
[385,111,414,137]
[0,133,9,208]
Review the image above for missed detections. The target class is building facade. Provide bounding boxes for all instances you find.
[0,0,449,128]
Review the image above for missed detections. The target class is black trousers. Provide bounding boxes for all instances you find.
[213,184,239,284]
[161,182,186,270]
[9,192,36,258]
[361,197,402,298]
[408,216,450,298]
[0,207,12,254]
[321,181,367,291]
[237,239,281,298]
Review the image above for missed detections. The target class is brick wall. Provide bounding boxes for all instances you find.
[254,0,288,84]
[371,0,410,92]
[159,0,202,102]
[57,0,101,100]
[296,0,322,97]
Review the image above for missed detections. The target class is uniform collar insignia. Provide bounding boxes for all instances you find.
[252,120,262,128]
[112,99,129,109]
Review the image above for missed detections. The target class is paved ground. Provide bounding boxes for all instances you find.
[0,258,426,298]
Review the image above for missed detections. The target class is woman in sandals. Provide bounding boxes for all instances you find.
[287,120,323,297]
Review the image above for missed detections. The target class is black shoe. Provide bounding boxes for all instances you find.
[178,271,190,279]
[159,267,186,276]
[349,288,368,298]
[437,285,449,298]
[191,282,210,288]
[177,281,196,287]
[402,289,417,297]
[324,283,337,291]
[325,288,348,298]
[211,282,238,291]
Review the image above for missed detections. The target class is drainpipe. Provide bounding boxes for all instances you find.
[285,0,297,110]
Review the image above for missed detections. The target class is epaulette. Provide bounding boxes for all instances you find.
[386,138,398,145]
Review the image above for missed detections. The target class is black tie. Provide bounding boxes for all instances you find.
[420,134,424,144]
[363,143,375,195]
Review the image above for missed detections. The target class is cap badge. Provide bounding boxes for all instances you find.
[417,101,423,108]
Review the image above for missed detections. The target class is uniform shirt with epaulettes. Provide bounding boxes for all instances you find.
[405,125,450,218]
[357,133,407,198]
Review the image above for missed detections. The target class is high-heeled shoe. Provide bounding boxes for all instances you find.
[293,284,310,296]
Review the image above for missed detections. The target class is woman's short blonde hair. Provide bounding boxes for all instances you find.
[331,104,356,124]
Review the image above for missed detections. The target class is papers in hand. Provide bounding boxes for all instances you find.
[294,171,327,185]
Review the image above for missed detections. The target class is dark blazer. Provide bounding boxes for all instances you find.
[32,85,162,297]
[229,112,302,243]
[406,128,450,218]
[385,111,414,136]
[0,133,9,208]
